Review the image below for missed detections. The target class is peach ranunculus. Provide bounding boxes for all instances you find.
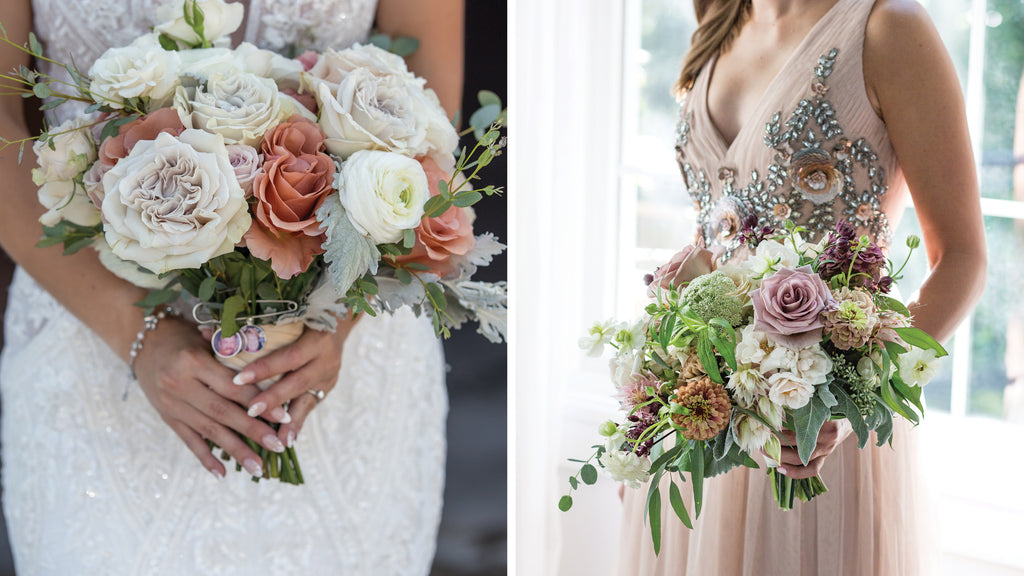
[645,244,714,297]
[98,108,186,167]
[392,157,476,277]
[243,118,335,278]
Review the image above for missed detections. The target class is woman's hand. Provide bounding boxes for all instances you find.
[134,317,290,478]
[231,317,359,448]
[772,420,853,480]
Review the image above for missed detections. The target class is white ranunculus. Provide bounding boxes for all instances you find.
[38,180,101,227]
[88,35,181,110]
[100,130,250,274]
[745,239,801,278]
[897,348,940,387]
[337,150,428,244]
[598,450,652,489]
[767,371,815,409]
[155,0,244,46]
[174,72,283,146]
[32,116,97,185]
[727,367,769,407]
[732,412,770,454]
[304,44,458,164]
[761,344,833,385]
[735,325,774,367]
[608,351,641,389]
[225,144,262,196]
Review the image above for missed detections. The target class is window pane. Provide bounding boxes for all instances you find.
[981,0,1024,201]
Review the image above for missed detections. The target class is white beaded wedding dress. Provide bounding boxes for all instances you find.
[0,2,448,574]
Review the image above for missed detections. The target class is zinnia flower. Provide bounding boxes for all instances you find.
[671,376,732,441]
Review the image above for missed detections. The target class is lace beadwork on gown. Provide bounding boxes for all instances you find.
[1,2,448,575]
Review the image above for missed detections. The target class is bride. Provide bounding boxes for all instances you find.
[0,0,463,574]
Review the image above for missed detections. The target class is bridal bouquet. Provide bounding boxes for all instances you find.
[6,0,507,484]
[560,218,946,552]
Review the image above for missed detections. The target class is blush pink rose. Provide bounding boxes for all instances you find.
[645,244,714,297]
[393,157,476,277]
[98,108,185,167]
[750,265,833,348]
[296,50,319,71]
[243,119,335,278]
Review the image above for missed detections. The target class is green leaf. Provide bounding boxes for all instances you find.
[390,36,420,57]
[580,464,598,485]
[63,236,95,255]
[32,82,51,99]
[453,191,483,208]
[830,383,869,448]
[198,276,217,302]
[873,404,894,446]
[696,332,723,383]
[39,98,66,111]
[708,318,737,371]
[469,103,501,138]
[647,486,662,555]
[880,369,919,424]
[875,294,910,317]
[405,262,431,272]
[220,294,246,337]
[894,327,948,357]
[791,393,832,466]
[158,33,179,51]
[28,32,42,56]
[133,289,179,309]
[395,267,413,285]
[711,421,733,461]
[403,228,416,249]
[690,441,704,517]
[558,495,573,512]
[425,282,447,311]
[668,480,693,529]
[423,195,451,218]
[368,33,392,51]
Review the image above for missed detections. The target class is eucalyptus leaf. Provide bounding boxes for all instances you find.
[478,90,503,108]
[647,486,662,556]
[453,191,483,208]
[390,36,420,57]
[558,495,573,512]
[668,480,693,530]
[580,464,598,485]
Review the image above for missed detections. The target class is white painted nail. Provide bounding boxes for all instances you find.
[263,434,285,453]
[286,430,296,448]
[247,402,267,418]
[233,371,254,386]
[270,406,291,424]
[209,467,225,480]
[243,459,262,477]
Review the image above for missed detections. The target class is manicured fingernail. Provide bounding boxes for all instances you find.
[286,430,296,448]
[243,458,262,477]
[263,434,285,453]
[233,371,254,386]
[209,467,224,480]
[270,406,291,424]
[247,402,266,418]
[777,467,788,475]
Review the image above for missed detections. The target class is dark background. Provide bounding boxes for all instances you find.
[0,1,507,574]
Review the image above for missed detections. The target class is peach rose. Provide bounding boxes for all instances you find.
[98,108,186,167]
[244,119,335,278]
[645,244,714,297]
[392,157,476,277]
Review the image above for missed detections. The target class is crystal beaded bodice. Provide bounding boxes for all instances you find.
[676,0,908,263]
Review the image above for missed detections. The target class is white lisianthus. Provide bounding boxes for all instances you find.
[155,0,244,47]
[744,239,801,278]
[88,35,181,110]
[735,325,774,366]
[174,72,283,146]
[337,150,429,244]
[304,45,458,165]
[37,180,101,227]
[767,371,815,409]
[100,130,250,274]
[727,366,770,407]
[614,318,647,353]
[897,348,940,387]
[599,450,652,489]
[32,116,97,185]
[579,318,623,357]
[732,412,770,454]
[761,344,833,385]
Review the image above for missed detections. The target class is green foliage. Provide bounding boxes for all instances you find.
[368,32,421,57]
[36,220,102,255]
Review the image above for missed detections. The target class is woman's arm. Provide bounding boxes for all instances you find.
[0,1,285,478]
[778,0,986,479]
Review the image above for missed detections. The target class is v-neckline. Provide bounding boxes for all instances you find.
[701,0,845,159]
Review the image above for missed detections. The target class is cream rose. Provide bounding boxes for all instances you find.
[767,372,816,410]
[88,35,181,110]
[760,344,833,385]
[100,130,250,274]
[174,72,284,146]
[177,43,303,89]
[32,116,97,185]
[155,0,244,47]
[304,45,457,163]
[337,150,429,244]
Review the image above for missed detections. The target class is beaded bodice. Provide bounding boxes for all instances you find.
[677,0,908,263]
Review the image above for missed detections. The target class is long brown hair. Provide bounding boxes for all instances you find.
[675,0,752,94]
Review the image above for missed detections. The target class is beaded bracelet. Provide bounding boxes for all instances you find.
[127,306,178,383]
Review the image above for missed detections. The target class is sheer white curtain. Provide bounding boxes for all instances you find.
[513,0,629,573]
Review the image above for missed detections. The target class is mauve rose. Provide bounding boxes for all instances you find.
[98,108,186,167]
[645,244,714,297]
[225,144,261,196]
[392,157,475,277]
[751,265,833,348]
[243,119,335,278]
